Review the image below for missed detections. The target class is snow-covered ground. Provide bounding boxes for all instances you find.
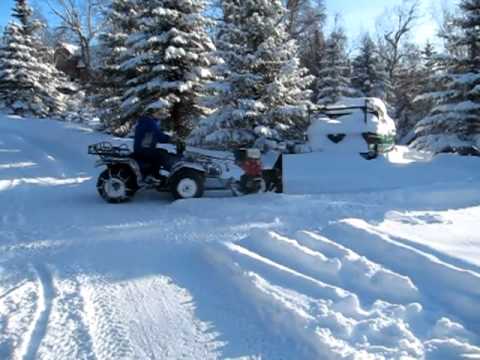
[1,114,480,359]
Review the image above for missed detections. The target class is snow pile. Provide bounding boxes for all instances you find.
[373,207,480,269]
[283,147,480,194]
[208,228,480,359]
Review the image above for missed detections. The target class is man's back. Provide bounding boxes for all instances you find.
[134,116,170,153]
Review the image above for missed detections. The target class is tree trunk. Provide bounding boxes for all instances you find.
[171,101,188,139]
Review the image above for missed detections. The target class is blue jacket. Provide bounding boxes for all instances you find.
[134,116,171,153]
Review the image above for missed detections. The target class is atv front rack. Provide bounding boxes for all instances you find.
[88,142,132,159]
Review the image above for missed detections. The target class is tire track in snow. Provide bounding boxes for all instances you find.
[324,219,480,333]
[23,264,54,360]
[0,280,28,301]
[34,268,96,360]
[120,276,222,360]
[239,229,419,306]
[0,266,39,360]
[79,276,136,360]
[208,228,480,359]
[208,241,417,359]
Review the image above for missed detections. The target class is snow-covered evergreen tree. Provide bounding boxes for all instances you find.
[315,25,357,105]
[392,44,424,140]
[0,0,66,116]
[119,0,216,137]
[412,0,480,152]
[300,27,326,97]
[411,41,441,128]
[352,34,389,101]
[12,0,35,35]
[96,0,141,131]
[189,0,313,149]
[285,0,327,96]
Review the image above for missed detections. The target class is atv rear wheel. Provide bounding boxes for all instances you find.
[170,169,204,200]
[97,167,138,203]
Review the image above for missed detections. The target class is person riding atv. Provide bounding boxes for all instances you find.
[133,114,185,181]
[88,117,279,202]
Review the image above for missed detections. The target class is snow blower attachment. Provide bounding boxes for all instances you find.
[232,148,267,195]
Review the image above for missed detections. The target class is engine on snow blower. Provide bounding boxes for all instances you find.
[233,148,266,195]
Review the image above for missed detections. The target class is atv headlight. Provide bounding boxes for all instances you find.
[207,164,222,177]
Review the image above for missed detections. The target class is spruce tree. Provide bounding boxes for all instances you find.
[119,0,216,138]
[12,0,34,35]
[189,0,313,149]
[393,44,424,140]
[0,0,66,117]
[411,41,441,129]
[285,0,327,96]
[300,28,326,96]
[413,0,480,152]
[96,0,141,131]
[315,25,357,105]
[352,34,389,101]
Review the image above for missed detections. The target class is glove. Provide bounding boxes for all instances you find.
[176,139,186,155]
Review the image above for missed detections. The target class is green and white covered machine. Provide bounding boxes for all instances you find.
[306,98,396,159]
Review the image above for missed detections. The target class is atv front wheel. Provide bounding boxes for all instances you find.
[97,167,138,203]
[170,169,204,200]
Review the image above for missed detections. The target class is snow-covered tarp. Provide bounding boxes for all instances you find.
[307,98,396,152]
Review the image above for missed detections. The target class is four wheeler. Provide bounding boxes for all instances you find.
[88,142,281,203]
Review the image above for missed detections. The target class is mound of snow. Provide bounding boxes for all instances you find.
[208,227,480,359]
[283,148,480,194]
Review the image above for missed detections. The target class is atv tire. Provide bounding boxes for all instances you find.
[170,169,204,200]
[97,166,138,203]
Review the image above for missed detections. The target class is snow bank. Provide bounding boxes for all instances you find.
[283,148,480,194]
[373,207,480,269]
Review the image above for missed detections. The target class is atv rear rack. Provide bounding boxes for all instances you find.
[88,142,132,159]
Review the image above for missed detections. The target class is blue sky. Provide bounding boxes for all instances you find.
[326,0,457,46]
[0,0,456,45]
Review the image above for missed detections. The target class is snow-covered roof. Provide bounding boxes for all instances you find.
[58,42,80,55]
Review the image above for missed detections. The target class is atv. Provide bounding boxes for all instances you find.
[88,142,281,203]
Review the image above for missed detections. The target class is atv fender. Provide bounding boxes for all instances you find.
[170,161,206,178]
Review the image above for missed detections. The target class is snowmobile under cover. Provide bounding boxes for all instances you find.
[307,97,396,159]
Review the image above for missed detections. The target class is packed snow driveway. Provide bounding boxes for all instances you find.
[1,115,480,359]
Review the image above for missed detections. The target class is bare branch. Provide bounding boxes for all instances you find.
[46,0,107,79]
[375,0,421,80]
